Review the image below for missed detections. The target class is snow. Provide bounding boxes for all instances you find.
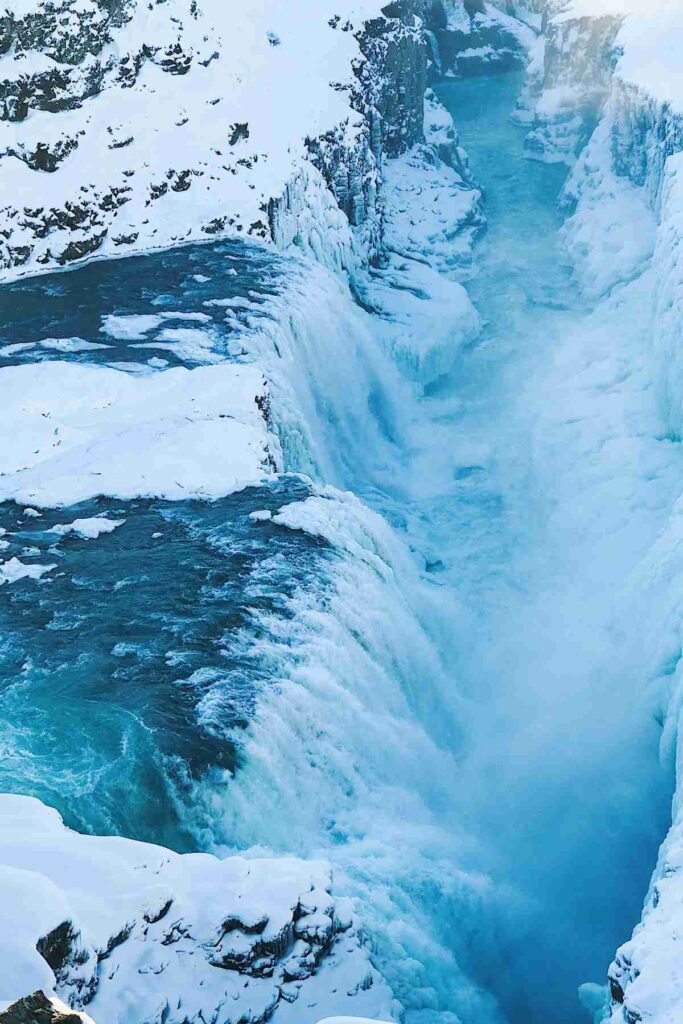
[0,795,394,1024]
[549,1,683,112]
[381,145,483,273]
[0,361,277,506]
[615,10,683,113]
[361,255,481,385]
[0,557,55,584]
[0,0,387,278]
[132,326,223,364]
[561,114,657,298]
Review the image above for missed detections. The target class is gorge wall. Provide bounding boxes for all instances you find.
[521,5,683,1024]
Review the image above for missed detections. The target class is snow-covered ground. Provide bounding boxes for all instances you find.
[0,361,276,506]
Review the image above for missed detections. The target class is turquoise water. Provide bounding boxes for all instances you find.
[0,481,327,849]
[0,71,673,1024]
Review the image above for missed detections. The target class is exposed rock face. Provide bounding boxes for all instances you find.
[292,0,429,263]
[0,0,132,123]
[522,6,622,162]
[610,80,683,211]
[0,992,93,1024]
[358,1,427,158]
[423,0,533,79]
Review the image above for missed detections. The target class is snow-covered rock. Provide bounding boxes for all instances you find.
[0,0,432,278]
[0,795,394,1024]
[522,4,621,162]
[424,0,535,79]
[0,990,95,1024]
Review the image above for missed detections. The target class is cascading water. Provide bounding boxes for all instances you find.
[213,72,677,1024]
[0,69,677,1024]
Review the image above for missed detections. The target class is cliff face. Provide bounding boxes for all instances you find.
[521,5,622,161]
[283,0,429,265]
[423,0,535,78]
[0,0,434,278]
[529,7,683,1024]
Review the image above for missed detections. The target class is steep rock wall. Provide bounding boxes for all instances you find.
[424,0,535,78]
[522,4,622,161]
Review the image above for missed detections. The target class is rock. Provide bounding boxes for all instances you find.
[423,0,531,79]
[0,991,92,1024]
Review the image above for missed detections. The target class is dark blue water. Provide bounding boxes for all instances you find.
[0,240,284,370]
[0,479,328,849]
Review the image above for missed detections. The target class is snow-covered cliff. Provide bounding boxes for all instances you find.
[0,0,433,277]
[521,5,683,1024]
[0,797,393,1024]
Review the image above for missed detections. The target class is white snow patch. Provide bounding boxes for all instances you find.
[0,794,395,1023]
[0,361,277,506]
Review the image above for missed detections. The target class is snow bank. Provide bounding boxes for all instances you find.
[0,361,277,506]
[381,143,483,274]
[361,255,481,385]
[561,113,656,297]
[0,795,394,1024]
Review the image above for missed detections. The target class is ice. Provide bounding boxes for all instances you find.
[0,558,56,584]
[101,315,166,341]
[132,327,222,364]
[50,517,126,540]
[38,338,110,353]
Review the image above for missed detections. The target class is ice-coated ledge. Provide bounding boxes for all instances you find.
[608,804,683,1024]
[0,796,395,1024]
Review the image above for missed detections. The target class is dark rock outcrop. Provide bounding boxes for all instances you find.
[0,991,90,1024]
[424,0,529,79]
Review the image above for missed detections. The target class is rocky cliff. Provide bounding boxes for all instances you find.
[0,0,439,278]
[423,0,535,78]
